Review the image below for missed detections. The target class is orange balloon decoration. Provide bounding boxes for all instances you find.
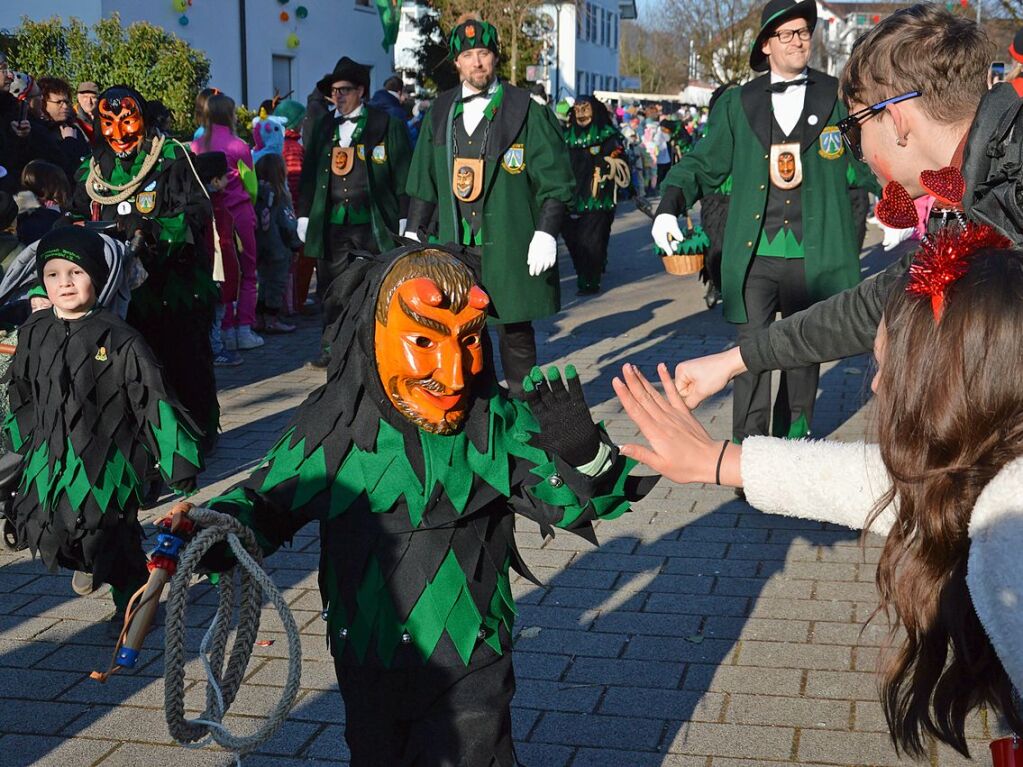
[280,11,290,21]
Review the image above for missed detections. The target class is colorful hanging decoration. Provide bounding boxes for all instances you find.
[376,0,403,51]
[172,0,193,27]
[276,1,307,51]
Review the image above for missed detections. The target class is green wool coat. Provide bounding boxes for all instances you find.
[406,84,574,325]
[299,106,411,259]
[662,71,879,324]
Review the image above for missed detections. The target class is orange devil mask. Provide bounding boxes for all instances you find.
[374,255,491,435]
[97,88,146,157]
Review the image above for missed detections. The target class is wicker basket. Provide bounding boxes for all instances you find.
[659,216,706,276]
[661,253,704,275]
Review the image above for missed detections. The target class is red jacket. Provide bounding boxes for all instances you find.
[283,130,303,208]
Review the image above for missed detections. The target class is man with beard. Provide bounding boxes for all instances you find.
[404,14,574,396]
[651,0,876,445]
[190,245,651,765]
[296,56,412,368]
[562,97,629,295]
[69,85,219,456]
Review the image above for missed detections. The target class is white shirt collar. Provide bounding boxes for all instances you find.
[332,104,364,120]
[769,68,809,85]
[460,80,499,99]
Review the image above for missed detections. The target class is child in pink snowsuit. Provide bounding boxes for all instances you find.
[191,93,263,351]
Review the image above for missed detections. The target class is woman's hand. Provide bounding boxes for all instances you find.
[612,362,740,486]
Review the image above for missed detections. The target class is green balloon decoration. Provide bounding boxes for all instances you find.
[172,0,188,11]
[296,5,308,18]
[286,32,300,48]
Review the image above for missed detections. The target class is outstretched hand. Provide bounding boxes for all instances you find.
[612,362,739,486]
[522,365,601,467]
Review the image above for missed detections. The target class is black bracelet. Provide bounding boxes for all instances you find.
[715,440,729,486]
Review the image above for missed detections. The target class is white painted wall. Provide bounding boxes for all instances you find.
[543,0,621,102]
[2,0,398,108]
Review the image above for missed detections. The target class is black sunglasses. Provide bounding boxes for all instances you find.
[836,91,923,161]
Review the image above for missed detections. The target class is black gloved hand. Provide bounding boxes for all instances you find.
[522,365,602,467]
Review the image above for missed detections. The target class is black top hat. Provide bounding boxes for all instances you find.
[316,57,371,98]
[1011,28,1023,65]
[749,0,817,73]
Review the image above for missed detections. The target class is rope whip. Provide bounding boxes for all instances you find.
[91,504,302,763]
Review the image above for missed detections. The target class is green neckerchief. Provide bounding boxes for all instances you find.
[453,82,504,121]
[330,110,372,226]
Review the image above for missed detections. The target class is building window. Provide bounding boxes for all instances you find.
[356,0,369,6]
[272,55,293,98]
[600,7,606,46]
[613,13,618,48]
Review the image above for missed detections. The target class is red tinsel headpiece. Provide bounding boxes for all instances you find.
[907,223,1011,320]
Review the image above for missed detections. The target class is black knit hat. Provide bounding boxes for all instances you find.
[448,16,500,60]
[749,0,817,72]
[316,57,371,97]
[36,226,110,295]
[1011,28,1023,64]
[195,151,228,183]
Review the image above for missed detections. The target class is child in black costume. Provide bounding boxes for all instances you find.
[4,227,204,624]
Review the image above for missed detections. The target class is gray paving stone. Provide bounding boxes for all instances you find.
[667,721,795,760]
[530,710,664,749]
[514,626,628,658]
[0,734,118,767]
[564,656,685,689]
[0,699,90,735]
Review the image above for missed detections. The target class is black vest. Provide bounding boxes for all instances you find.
[760,114,805,250]
[453,115,487,245]
[330,123,370,216]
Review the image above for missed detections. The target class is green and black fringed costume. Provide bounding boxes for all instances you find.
[205,246,653,765]
[563,98,625,294]
[4,308,203,593]
[72,94,219,450]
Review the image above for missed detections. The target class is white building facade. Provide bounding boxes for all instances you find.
[542,0,635,102]
[1,0,396,107]
[391,0,635,102]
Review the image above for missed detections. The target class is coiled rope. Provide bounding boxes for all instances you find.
[85,134,167,205]
[592,156,633,204]
[163,507,302,762]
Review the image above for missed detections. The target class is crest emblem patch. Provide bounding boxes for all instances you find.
[372,144,387,164]
[818,126,844,159]
[135,191,156,214]
[501,144,525,174]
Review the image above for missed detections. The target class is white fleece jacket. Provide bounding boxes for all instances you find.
[741,436,1023,699]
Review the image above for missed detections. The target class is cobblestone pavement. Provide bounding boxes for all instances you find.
[0,205,1002,766]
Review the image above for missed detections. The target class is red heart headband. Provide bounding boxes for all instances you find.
[874,167,966,230]
[907,222,1010,320]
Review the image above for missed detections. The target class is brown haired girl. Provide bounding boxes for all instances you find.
[614,226,1023,761]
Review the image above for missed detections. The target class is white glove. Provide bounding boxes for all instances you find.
[652,213,684,254]
[398,218,408,235]
[296,217,309,243]
[526,230,558,276]
[404,229,421,243]
[881,223,915,251]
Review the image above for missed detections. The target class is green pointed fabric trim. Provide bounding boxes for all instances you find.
[326,403,522,526]
[156,213,188,245]
[18,439,142,515]
[572,195,615,213]
[776,411,810,439]
[150,400,202,475]
[4,412,24,452]
[756,227,804,259]
[565,123,617,148]
[209,486,276,555]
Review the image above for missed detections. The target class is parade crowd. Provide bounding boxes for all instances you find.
[0,2,1021,765]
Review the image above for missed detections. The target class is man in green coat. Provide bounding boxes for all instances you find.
[404,14,574,396]
[652,0,876,442]
[296,56,412,366]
